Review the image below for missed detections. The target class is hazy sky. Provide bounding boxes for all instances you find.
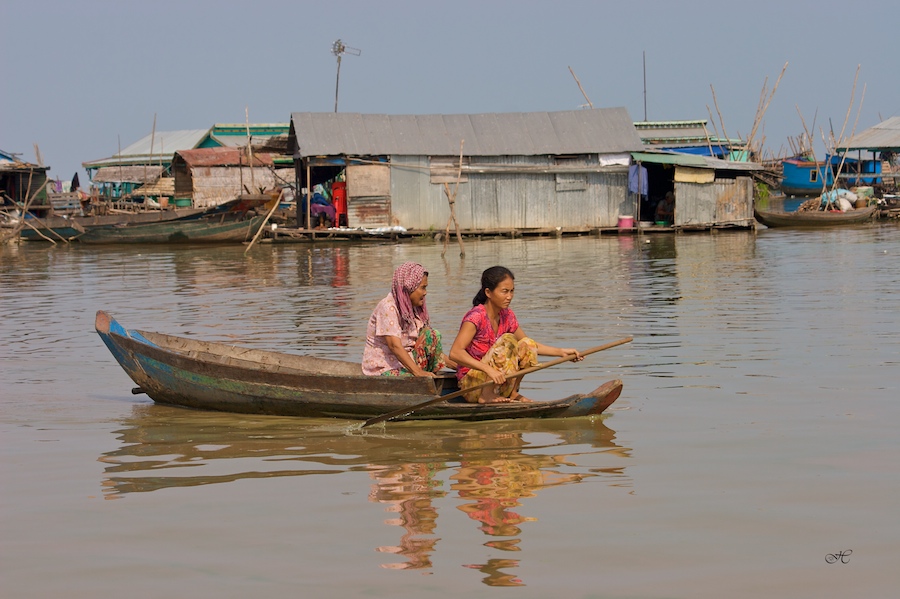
[4,0,899,182]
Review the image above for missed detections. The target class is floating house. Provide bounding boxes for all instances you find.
[630,150,760,229]
[287,109,644,232]
[837,116,900,191]
[780,154,882,197]
[634,120,745,159]
[83,124,289,199]
[778,117,900,198]
[172,147,294,208]
[1,149,50,208]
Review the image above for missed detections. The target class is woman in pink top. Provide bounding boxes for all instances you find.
[449,266,580,403]
[362,262,452,377]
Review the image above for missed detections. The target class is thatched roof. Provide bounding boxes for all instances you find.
[92,166,164,184]
[131,177,175,197]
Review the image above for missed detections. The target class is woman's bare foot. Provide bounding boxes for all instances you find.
[509,392,532,403]
[478,396,513,404]
[478,387,513,404]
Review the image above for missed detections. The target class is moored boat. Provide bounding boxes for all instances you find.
[95,311,624,422]
[78,214,265,244]
[18,208,205,241]
[754,205,877,228]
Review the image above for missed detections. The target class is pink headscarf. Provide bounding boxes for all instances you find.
[391,262,429,328]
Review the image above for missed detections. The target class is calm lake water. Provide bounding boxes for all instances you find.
[2,225,899,598]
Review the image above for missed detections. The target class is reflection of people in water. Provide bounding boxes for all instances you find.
[454,460,540,542]
[463,558,524,587]
[369,462,445,571]
[103,405,629,583]
[448,431,587,586]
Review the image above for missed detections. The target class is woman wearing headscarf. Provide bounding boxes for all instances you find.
[362,262,453,377]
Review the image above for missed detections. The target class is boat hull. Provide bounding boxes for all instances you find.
[79,215,265,244]
[754,206,876,228]
[95,311,623,421]
[19,209,204,241]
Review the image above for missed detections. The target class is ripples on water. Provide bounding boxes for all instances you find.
[2,224,899,595]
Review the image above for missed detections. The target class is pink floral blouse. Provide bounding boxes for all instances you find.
[362,294,422,376]
[456,304,519,379]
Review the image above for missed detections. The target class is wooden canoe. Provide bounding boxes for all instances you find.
[95,311,623,422]
[78,214,265,244]
[754,205,877,228]
[19,208,205,241]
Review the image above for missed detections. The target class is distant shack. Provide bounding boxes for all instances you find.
[172,147,293,208]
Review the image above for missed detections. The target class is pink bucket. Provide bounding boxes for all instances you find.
[617,215,635,229]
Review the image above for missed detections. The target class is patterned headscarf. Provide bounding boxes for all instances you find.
[391,262,429,328]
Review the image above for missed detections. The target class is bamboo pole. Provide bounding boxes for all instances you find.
[245,106,256,192]
[832,65,860,159]
[305,162,312,230]
[746,62,788,157]
[706,106,723,149]
[19,217,58,244]
[441,140,466,258]
[795,105,829,198]
[146,114,156,190]
[832,82,867,193]
[568,66,594,109]
[244,188,284,254]
[709,85,731,152]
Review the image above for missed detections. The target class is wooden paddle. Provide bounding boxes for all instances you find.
[361,336,632,428]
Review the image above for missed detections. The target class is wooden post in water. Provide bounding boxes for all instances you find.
[441,140,466,258]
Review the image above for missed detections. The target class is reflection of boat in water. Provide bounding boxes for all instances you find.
[95,310,624,422]
[100,404,629,496]
[100,403,631,582]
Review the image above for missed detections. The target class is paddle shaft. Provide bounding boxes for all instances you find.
[361,336,632,427]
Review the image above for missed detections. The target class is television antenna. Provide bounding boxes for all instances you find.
[332,39,361,112]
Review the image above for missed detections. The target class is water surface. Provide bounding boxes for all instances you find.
[2,227,898,598]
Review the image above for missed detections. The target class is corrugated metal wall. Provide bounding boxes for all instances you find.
[389,155,629,230]
[674,177,754,227]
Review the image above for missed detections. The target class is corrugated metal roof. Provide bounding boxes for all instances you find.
[290,109,643,157]
[632,150,762,171]
[119,129,209,155]
[83,129,210,168]
[175,147,276,167]
[839,116,900,151]
[634,120,742,146]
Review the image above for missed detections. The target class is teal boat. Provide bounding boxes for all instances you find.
[78,214,265,244]
[19,208,204,241]
[94,310,625,421]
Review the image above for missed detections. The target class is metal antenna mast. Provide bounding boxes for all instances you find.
[332,39,361,112]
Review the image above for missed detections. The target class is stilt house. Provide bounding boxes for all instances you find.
[288,109,644,231]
